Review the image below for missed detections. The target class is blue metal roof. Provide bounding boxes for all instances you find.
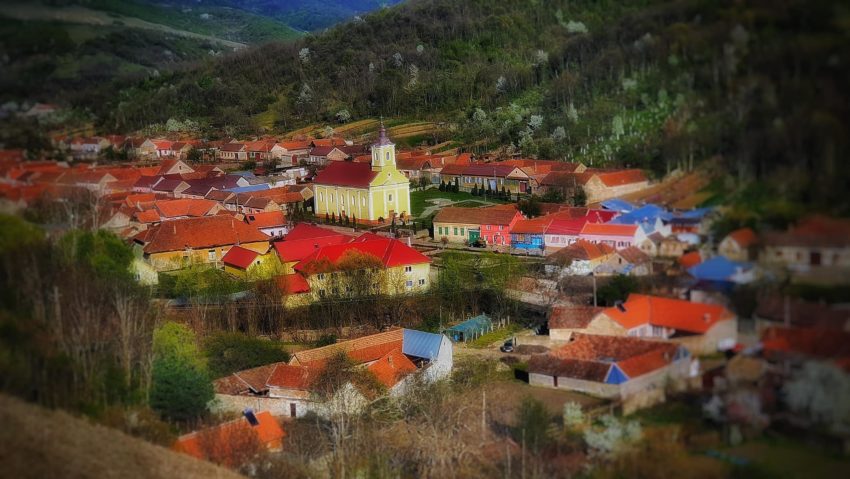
[402,329,444,360]
[688,256,751,282]
[230,170,256,178]
[676,207,713,219]
[225,184,270,193]
[609,204,673,228]
[600,198,635,213]
[444,314,493,334]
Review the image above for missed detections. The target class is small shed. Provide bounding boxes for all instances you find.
[443,314,494,342]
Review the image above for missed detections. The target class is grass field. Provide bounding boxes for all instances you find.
[410,188,509,217]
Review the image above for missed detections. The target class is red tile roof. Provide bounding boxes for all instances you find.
[273,273,311,295]
[290,329,404,366]
[272,224,353,263]
[266,363,316,390]
[220,142,246,152]
[602,294,734,333]
[138,215,269,254]
[222,246,260,269]
[313,161,377,188]
[293,234,430,274]
[151,199,219,218]
[531,333,679,381]
[433,204,521,226]
[367,347,417,388]
[440,163,527,178]
[510,216,553,234]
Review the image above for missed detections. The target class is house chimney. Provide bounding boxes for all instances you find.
[388,355,393,366]
[703,313,710,323]
[173,223,176,234]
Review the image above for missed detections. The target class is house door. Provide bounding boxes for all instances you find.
[469,230,480,243]
[519,182,527,193]
[810,251,821,266]
[290,403,297,418]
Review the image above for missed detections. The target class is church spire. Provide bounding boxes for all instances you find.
[375,117,392,146]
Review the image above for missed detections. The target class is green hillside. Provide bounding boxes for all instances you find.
[93,0,849,215]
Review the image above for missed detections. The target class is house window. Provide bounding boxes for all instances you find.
[317,273,325,280]
[386,152,390,162]
[208,249,215,261]
[361,197,366,207]
[486,225,491,230]
[405,280,414,288]
[319,289,326,297]
[453,227,458,235]
[652,325,664,337]
[404,266,412,273]
[388,193,393,202]
[418,278,426,286]
[319,192,324,201]
[460,228,465,236]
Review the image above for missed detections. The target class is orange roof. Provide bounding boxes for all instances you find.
[726,228,757,248]
[135,209,161,224]
[534,333,679,380]
[367,347,417,388]
[596,169,647,186]
[172,411,284,466]
[602,294,734,333]
[580,222,639,237]
[510,216,553,234]
[678,251,702,268]
[245,211,286,229]
[125,193,157,207]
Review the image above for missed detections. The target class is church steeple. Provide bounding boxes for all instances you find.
[371,118,395,171]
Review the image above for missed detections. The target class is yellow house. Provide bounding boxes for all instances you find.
[313,124,410,222]
[132,215,270,275]
[289,232,431,301]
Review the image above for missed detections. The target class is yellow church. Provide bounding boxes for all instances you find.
[313,124,410,222]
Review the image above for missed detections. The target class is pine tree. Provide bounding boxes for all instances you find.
[331,212,336,224]
[325,212,330,224]
[352,214,357,230]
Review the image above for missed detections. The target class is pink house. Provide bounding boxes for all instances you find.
[579,223,646,249]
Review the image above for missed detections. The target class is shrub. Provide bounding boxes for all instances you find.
[203,332,290,379]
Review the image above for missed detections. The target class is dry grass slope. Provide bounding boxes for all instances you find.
[0,394,244,479]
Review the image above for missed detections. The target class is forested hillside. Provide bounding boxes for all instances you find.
[133,0,406,32]
[97,0,849,216]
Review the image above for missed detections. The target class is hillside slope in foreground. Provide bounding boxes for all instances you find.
[0,394,244,479]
